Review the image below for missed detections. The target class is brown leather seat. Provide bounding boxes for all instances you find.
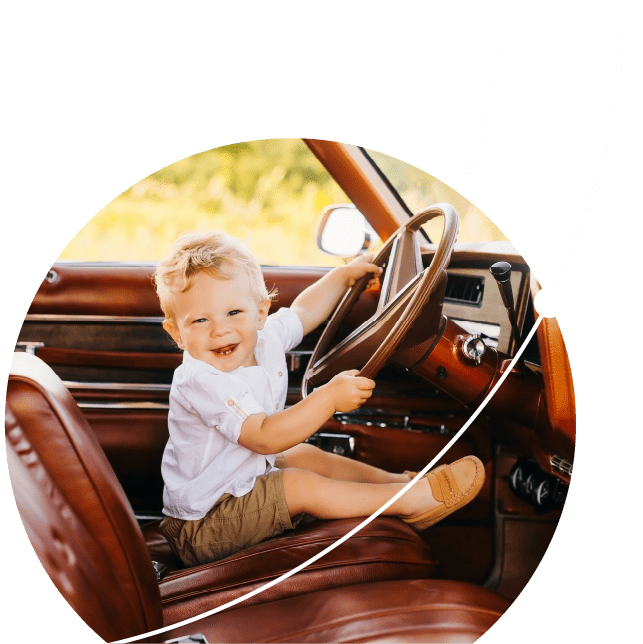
[7,405,510,644]
[6,352,441,637]
[145,516,438,625]
[157,578,511,643]
[6,405,162,642]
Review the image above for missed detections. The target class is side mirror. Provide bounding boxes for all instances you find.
[315,205,380,258]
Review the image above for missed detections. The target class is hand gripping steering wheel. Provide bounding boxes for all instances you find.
[302,203,459,396]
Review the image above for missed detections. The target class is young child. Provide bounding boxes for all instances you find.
[154,230,484,566]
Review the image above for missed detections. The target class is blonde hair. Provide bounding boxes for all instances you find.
[154,231,275,322]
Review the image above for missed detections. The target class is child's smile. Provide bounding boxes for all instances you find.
[163,266,270,372]
[212,343,238,357]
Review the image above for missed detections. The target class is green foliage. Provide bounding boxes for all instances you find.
[59,139,505,265]
[366,148,508,243]
[60,139,349,266]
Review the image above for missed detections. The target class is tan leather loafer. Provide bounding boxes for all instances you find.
[404,465,446,481]
[403,456,485,532]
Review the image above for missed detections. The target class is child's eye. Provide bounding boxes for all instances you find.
[193,318,207,324]
[228,310,242,316]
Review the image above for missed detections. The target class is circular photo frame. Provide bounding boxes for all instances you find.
[5,139,574,643]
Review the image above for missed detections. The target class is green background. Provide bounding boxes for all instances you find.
[0,0,641,644]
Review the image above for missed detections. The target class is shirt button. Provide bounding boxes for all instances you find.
[227,399,234,406]
[275,404,279,410]
[278,371,283,377]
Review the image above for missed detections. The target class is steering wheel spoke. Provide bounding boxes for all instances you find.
[305,322,379,386]
[377,228,424,311]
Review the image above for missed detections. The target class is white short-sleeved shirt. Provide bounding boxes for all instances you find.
[161,307,304,520]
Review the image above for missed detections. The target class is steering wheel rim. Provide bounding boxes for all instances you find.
[302,203,459,396]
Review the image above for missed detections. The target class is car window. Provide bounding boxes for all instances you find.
[365,148,508,243]
[58,139,349,267]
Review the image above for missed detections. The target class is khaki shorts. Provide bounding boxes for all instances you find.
[160,455,295,566]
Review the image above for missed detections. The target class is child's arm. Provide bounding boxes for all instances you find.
[290,255,382,336]
[238,370,375,455]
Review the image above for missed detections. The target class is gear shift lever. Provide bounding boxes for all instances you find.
[489,261,522,353]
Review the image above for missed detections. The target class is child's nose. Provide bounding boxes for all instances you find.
[210,318,229,336]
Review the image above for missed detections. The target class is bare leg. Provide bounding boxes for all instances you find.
[282,443,410,484]
[281,467,439,521]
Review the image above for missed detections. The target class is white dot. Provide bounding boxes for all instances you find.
[534,288,565,318]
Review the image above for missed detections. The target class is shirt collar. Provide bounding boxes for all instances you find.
[254,331,266,362]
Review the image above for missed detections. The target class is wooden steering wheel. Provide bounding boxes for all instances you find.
[302,203,459,396]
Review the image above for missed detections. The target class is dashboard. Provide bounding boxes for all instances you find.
[444,265,527,356]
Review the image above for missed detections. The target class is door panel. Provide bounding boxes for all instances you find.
[83,408,169,516]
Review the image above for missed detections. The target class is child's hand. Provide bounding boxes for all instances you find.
[291,254,382,337]
[324,369,376,413]
[340,254,382,289]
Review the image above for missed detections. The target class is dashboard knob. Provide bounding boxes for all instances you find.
[532,478,554,512]
[489,261,512,282]
[508,461,524,495]
[509,459,567,513]
[508,459,540,501]
[462,334,486,365]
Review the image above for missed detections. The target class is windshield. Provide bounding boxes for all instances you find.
[364,148,507,243]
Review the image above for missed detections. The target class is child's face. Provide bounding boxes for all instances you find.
[163,265,270,372]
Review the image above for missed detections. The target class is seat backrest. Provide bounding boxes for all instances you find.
[5,352,163,639]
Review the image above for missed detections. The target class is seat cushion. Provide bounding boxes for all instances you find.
[157,578,511,643]
[143,516,440,626]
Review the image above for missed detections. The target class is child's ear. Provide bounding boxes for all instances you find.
[163,319,184,349]
[257,299,271,330]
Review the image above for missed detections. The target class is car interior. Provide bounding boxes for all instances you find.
[5,139,574,643]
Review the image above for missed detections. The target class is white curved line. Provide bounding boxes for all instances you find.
[115,313,543,644]
[458,0,507,194]
[554,0,625,288]
[111,0,625,644]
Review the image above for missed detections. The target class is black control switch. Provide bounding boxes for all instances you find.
[490,261,522,349]
[489,261,515,311]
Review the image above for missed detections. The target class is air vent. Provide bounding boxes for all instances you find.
[445,274,484,306]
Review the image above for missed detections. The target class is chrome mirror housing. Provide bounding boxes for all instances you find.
[315,204,380,258]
